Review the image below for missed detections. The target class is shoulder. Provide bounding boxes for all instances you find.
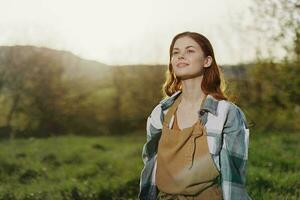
[223,101,249,130]
[147,103,163,129]
[148,91,181,124]
[149,103,162,118]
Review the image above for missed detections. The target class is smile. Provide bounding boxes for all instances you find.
[177,63,189,67]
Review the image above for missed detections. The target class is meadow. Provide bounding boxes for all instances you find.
[0,130,299,200]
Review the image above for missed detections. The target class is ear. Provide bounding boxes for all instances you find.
[204,56,213,68]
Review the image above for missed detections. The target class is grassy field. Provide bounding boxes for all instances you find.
[0,131,299,200]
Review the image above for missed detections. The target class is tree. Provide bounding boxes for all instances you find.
[227,0,300,131]
[248,0,300,63]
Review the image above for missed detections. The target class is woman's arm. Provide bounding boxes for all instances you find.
[141,104,163,164]
[220,103,252,200]
[139,104,163,200]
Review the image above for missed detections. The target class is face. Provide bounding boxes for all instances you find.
[171,36,212,80]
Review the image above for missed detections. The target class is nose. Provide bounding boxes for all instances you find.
[178,52,185,60]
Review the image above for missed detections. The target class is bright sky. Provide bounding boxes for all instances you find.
[0,0,257,65]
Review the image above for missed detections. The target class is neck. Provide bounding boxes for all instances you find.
[181,75,206,106]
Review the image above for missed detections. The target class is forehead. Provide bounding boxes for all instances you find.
[173,36,201,49]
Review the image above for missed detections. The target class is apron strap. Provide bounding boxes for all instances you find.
[163,94,182,127]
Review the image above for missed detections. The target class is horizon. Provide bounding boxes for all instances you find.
[0,0,282,66]
[0,44,257,67]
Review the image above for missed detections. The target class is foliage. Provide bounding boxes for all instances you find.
[0,131,299,199]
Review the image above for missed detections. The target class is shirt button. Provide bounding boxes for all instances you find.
[199,110,205,116]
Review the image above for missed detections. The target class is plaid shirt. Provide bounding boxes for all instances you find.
[138,91,252,200]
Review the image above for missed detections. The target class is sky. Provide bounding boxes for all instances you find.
[0,0,258,65]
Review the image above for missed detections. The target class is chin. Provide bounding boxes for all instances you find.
[175,71,203,80]
[174,68,192,75]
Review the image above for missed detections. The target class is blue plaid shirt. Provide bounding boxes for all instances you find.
[138,91,252,200]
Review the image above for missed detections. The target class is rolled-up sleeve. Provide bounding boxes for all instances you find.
[220,104,252,200]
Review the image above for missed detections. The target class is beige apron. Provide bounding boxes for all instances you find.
[155,94,222,200]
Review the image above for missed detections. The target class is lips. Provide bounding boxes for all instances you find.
[176,63,189,67]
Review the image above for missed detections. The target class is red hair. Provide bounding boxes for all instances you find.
[162,31,228,101]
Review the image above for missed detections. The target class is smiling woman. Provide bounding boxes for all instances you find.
[138,31,251,200]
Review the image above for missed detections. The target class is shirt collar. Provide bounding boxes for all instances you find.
[160,90,219,116]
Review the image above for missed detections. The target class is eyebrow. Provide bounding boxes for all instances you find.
[173,45,196,50]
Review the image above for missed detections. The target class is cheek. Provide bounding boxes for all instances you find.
[171,59,175,67]
[190,55,204,66]
[187,57,203,72]
[171,59,178,72]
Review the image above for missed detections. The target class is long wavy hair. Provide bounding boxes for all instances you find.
[162,31,228,101]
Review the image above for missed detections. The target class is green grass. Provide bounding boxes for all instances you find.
[0,131,299,200]
[247,131,300,199]
[0,135,143,200]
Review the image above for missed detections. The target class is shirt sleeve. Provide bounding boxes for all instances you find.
[139,104,162,200]
[220,103,252,200]
[141,104,163,164]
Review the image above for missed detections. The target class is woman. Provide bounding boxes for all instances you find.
[139,31,251,200]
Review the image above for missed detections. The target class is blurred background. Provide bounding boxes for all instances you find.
[0,0,299,199]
